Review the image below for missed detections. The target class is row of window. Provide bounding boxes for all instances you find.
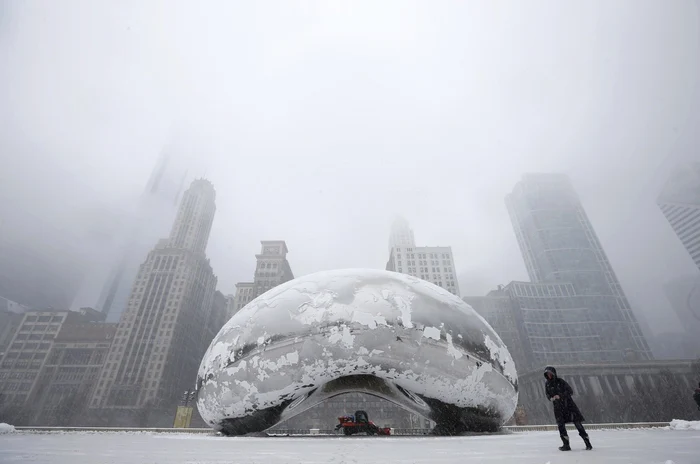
[18,323,60,333]
[24,315,64,323]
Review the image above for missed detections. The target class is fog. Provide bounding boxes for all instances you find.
[2,0,700,334]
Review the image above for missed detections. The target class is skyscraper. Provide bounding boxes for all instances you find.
[232,241,294,313]
[505,173,651,362]
[657,162,700,270]
[90,179,218,418]
[74,152,188,322]
[385,219,460,297]
[388,216,416,251]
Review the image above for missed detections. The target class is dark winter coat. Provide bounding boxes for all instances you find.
[693,388,700,410]
[544,366,585,424]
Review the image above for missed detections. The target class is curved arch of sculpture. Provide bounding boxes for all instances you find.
[196,269,518,436]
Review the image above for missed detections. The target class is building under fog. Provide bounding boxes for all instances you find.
[483,174,653,366]
[231,241,295,313]
[0,307,105,421]
[385,218,461,297]
[31,321,117,425]
[657,162,700,271]
[90,179,220,420]
[93,154,188,323]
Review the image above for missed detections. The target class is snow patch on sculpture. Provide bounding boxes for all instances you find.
[423,326,440,340]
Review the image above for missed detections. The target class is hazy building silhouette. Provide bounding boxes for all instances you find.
[0,307,104,420]
[90,179,218,419]
[660,274,700,358]
[505,174,651,362]
[0,297,29,358]
[388,216,416,251]
[657,162,700,271]
[385,219,460,297]
[232,241,294,313]
[31,321,117,425]
[75,152,188,323]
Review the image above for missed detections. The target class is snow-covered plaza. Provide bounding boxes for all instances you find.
[1,427,699,464]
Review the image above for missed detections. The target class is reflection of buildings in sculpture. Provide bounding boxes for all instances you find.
[506,173,651,361]
[657,162,700,271]
[0,307,105,411]
[385,218,461,297]
[197,270,516,436]
[272,392,416,430]
[90,179,218,418]
[231,241,294,314]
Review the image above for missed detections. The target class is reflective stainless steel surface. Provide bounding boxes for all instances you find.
[196,269,518,435]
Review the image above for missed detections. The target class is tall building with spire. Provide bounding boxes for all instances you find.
[504,173,651,363]
[72,151,189,322]
[657,162,700,271]
[90,179,218,419]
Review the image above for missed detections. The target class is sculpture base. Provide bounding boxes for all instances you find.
[214,375,503,437]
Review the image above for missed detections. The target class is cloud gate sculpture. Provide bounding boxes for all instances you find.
[196,269,518,436]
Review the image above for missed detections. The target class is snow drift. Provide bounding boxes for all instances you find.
[667,419,700,431]
[0,423,16,434]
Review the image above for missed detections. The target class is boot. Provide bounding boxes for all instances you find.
[559,436,571,451]
[582,436,592,450]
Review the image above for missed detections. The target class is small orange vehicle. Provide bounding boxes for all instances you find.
[335,410,391,436]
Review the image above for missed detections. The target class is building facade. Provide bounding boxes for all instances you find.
[90,180,218,421]
[31,322,117,425]
[505,174,651,361]
[232,282,255,314]
[0,307,105,423]
[232,241,295,312]
[657,162,700,270]
[83,152,188,323]
[463,289,530,372]
[0,296,29,358]
[661,274,700,358]
[517,360,699,424]
[387,246,460,297]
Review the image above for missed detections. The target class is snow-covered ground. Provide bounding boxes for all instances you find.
[1,428,699,464]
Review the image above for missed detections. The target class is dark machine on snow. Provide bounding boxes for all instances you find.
[335,410,391,436]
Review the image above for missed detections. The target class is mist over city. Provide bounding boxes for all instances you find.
[1,1,700,462]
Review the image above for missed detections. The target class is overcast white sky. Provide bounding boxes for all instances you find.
[1,0,699,333]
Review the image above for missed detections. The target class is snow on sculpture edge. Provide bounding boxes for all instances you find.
[196,268,519,434]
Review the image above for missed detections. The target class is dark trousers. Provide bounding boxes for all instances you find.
[557,421,587,439]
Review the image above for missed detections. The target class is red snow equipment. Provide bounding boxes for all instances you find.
[335,410,391,436]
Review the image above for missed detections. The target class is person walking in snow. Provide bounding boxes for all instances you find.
[544,366,592,451]
[693,382,700,411]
